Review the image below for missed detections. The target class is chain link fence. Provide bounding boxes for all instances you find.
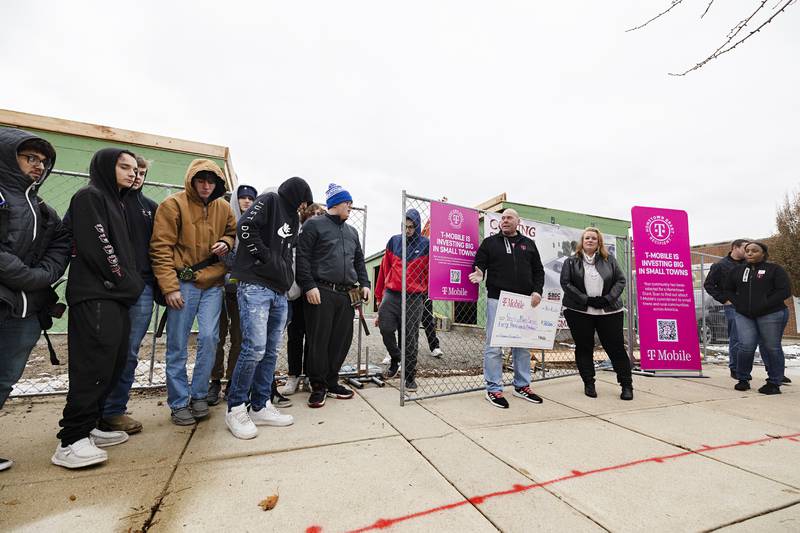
[398,193,583,403]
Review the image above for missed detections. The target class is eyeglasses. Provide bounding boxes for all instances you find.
[405,224,415,230]
[18,153,51,169]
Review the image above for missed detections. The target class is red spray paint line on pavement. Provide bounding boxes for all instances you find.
[305,432,800,533]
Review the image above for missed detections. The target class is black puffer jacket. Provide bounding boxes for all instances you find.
[560,253,625,312]
[65,148,144,307]
[722,261,791,319]
[232,177,313,293]
[0,127,70,320]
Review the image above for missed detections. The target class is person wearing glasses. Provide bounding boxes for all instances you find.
[374,209,429,392]
[296,183,370,408]
[98,156,159,435]
[0,128,70,472]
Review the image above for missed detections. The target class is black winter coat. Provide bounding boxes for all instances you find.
[703,254,743,305]
[65,148,144,307]
[560,253,625,312]
[0,127,70,320]
[473,232,544,299]
[722,261,791,319]
[296,214,370,292]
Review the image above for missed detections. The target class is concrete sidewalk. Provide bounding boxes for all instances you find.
[1,364,798,532]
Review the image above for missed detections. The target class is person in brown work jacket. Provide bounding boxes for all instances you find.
[150,159,236,426]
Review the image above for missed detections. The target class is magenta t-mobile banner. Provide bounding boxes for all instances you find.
[631,206,702,371]
[428,201,479,301]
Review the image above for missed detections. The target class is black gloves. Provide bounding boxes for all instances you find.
[587,296,606,308]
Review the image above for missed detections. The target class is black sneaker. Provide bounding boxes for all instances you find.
[730,369,737,379]
[385,362,399,379]
[485,391,509,408]
[326,384,355,399]
[734,380,750,391]
[513,386,544,404]
[308,388,326,408]
[207,380,222,406]
[782,376,792,384]
[620,385,634,401]
[405,380,418,392]
[584,383,597,398]
[758,382,781,395]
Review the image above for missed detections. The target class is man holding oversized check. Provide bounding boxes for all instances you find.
[469,209,546,409]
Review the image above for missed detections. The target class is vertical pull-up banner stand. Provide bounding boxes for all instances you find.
[631,206,703,376]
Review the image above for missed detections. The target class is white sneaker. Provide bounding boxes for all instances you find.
[90,428,129,448]
[51,438,107,469]
[226,403,258,440]
[381,355,391,364]
[0,457,13,471]
[250,401,294,427]
[431,348,444,358]
[281,375,301,396]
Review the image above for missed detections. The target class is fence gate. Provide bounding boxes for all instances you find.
[399,192,582,404]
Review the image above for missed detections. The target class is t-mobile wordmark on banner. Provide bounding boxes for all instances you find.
[428,201,479,301]
[631,206,701,371]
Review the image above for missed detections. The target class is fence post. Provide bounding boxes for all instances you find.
[625,234,636,365]
[700,253,707,360]
[148,305,160,385]
[400,191,407,406]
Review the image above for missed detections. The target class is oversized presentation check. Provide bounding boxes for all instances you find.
[489,290,563,349]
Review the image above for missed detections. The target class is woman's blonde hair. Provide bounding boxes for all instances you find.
[575,227,608,260]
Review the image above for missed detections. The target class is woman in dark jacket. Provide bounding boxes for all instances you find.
[560,227,633,400]
[722,241,791,395]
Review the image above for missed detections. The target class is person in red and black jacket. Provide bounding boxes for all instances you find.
[375,209,429,390]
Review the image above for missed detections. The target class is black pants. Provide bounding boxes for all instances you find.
[379,291,424,382]
[421,298,440,351]
[304,287,354,390]
[58,300,130,446]
[287,297,309,377]
[564,309,632,387]
[212,290,241,382]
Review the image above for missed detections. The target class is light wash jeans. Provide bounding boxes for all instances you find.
[735,308,788,386]
[165,282,223,410]
[227,283,288,411]
[104,282,154,416]
[484,297,531,393]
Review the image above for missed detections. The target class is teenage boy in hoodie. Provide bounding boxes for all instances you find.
[150,160,236,426]
[296,183,371,408]
[0,128,70,472]
[53,148,145,469]
[99,156,158,435]
[374,209,429,391]
[208,183,257,406]
[224,177,312,439]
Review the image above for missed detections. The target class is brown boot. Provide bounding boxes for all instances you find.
[99,414,143,435]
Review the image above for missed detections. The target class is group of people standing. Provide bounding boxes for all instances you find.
[704,239,792,394]
[0,126,372,471]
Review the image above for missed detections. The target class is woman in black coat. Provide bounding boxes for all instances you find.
[560,227,633,400]
[722,241,791,395]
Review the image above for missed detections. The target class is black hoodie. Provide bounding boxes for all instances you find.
[0,127,70,319]
[65,148,144,306]
[123,182,158,284]
[232,177,313,293]
[722,261,791,319]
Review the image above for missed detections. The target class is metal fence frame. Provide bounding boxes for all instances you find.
[399,192,584,404]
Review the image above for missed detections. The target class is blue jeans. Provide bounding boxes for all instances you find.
[227,283,288,411]
[0,315,42,408]
[165,282,223,410]
[484,298,531,393]
[735,308,788,386]
[103,283,154,417]
[723,305,741,371]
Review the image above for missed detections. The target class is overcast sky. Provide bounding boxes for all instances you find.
[2,1,797,254]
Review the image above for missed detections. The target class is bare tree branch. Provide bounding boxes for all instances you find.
[626,0,686,32]
[669,0,795,76]
[700,0,715,19]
